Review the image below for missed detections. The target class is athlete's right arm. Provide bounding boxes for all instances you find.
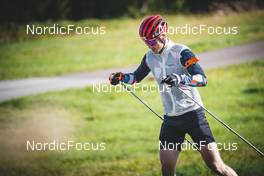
[123,55,150,84]
[109,55,150,85]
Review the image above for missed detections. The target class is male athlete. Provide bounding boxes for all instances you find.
[109,15,238,176]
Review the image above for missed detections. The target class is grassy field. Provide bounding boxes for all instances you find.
[0,11,264,80]
[0,60,263,176]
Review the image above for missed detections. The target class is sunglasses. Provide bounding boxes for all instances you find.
[143,38,157,46]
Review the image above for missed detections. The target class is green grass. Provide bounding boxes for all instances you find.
[0,11,264,80]
[0,60,263,176]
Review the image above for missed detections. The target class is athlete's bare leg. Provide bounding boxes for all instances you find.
[160,149,180,176]
[200,142,238,176]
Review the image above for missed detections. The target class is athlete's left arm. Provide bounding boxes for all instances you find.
[179,49,207,87]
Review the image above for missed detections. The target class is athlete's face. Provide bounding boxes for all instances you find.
[143,35,165,54]
[148,39,164,53]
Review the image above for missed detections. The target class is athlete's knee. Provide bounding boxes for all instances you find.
[161,160,175,170]
[161,165,175,176]
[161,160,176,174]
[207,161,226,175]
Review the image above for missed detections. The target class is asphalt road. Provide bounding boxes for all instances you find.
[0,41,263,102]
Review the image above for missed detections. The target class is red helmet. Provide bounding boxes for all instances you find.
[139,15,168,40]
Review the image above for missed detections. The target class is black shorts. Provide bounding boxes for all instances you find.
[159,108,215,151]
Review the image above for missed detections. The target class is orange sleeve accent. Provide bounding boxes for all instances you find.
[185,57,200,68]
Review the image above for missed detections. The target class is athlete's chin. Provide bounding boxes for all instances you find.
[151,48,159,53]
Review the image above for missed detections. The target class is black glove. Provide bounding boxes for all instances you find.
[109,72,125,85]
[161,73,182,86]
